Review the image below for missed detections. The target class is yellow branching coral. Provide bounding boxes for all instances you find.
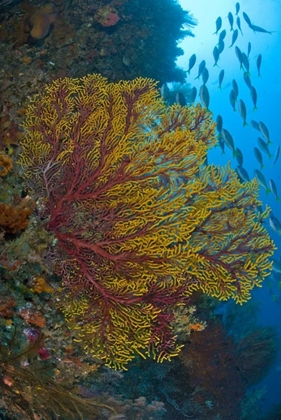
[19,74,275,369]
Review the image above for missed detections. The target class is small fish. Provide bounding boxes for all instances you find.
[249,23,272,34]
[228,12,234,31]
[235,46,243,68]
[247,42,251,57]
[243,72,252,89]
[160,83,170,101]
[269,215,281,235]
[189,86,197,103]
[175,92,186,106]
[199,84,210,109]
[272,146,280,166]
[213,46,220,67]
[218,29,227,43]
[254,169,270,194]
[202,67,209,85]
[221,128,236,156]
[218,69,225,89]
[232,79,239,98]
[243,12,252,27]
[241,53,250,74]
[258,137,272,158]
[217,40,225,55]
[257,54,262,77]
[188,54,196,74]
[229,89,237,111]
[195,60,206,79]
[229,29,238,47]
[236,165,250,183]
[236,16,243,35]
[259,121,271,145]
[214,17,222,34]
[235,147,243,166]
[216,114,223,134]
[272,259,281,273]
[235,2,240,15]
[251,119,261,132]
[250,86,258,110]
[238,99,248,126]
[254,147,264,170]
[269,179,280,201]
[218,134,225,154]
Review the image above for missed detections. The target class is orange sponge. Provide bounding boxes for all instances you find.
[29,4,57,40]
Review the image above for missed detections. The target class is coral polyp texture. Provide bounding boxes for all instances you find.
[19,74,275,368]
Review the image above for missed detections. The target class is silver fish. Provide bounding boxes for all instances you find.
[189,86,197,103]
[250,24,272,34]
[258,137,272,158]
[229,29,238,47]
[272,146,280,166]
[259,121,271,145]
[218,69,224,89]
[257,54,262,77]
[188,54,196,74]
[216,114,223,134]
[199,84,210,109]
[247,42,251,57]
[254,169,270,194]
[241,53,250,74]
[218,134,225,154]
[269,179,280,201]
[202,67,209,85]
[229,89,237,111]
[236,16,243,35]
[228,12,234,31]
[242,12,252,27]
[213,46,220,67]
[218,29,226,43]
[221,128,236,156]
[214,17,222,34]
[269,215,281,235]
[254,147,264,170]
[236,165,250,183]
[175,92,186,106]
[250,86,258,110]
[238,99,248,126]
[160,83,170,101]
[195,60,206,80]
[217,39,225,55]
[235,46,243,68]
[235,147,243,166]
[243,72,252,89]
[232,79,239,98]
[251,119,261,132]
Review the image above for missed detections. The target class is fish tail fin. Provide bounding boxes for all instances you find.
[243,121,249,127]
[233,149,238,158]
[266,188,271,196]
[267,140,273,146]
[194,75,199,80]
[276,197,281,202]
[260,164,265,170]
[253,106,258,111]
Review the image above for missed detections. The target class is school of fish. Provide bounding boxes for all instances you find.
[160,2,280,272]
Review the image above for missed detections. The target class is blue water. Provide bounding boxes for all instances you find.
[176,0,281,415]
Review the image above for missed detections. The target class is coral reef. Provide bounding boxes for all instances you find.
[18,74,275,368]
